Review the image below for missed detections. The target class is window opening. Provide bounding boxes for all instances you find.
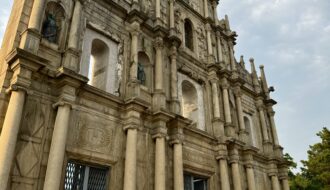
[64,161,108,190]
[184,173,208,190]
[184,19,194,51]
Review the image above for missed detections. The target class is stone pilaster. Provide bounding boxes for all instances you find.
[212,0,219,26]
[267,108,279,146]
[221,78,231,124]
[169,123,185,190]
[259,65,270,99]
[170,45,180,114]
[206,23,214,64]
[127,22,141,98]
[216,144,230,190]
[210,77,225,137]
[153,37,166,110]
[233,86,248,142]
[229,41,238,78]
[19,0,45,53]
[216,31,224,64]
[256,99,269,142]
[43,102,73,190]
[229,148,242,190]
[0,49,45,189]
[64,0,83,71]
[204,0,209,18]
[243,151,257,190]
[169,0,175,30]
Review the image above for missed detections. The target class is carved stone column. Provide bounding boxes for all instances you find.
[230,149,242,190]
[129,22,140,81]
[204,0,209,18]
[43,102,72,190]
[170,129,184,190]
[246,164,256,190]
[221,79,231,124]
[123,126,138,190]
[64,0,82,71]
[19,0,46,53]
[0,88,26,188]
[0,49,44,189]
[169,0,175,30]
[156,0,161,19]
[271,175,281,190]
[212,0,219,25]
[153,113,172,190]
[206,23,214,64]
[170,46,180,113]
[153,37,166,110]
[256,100,269,142]
[234,86,247,142]
[268,108,279,146]
[210,78,224,137]
[229,41,237,72]
[216,31,224,64]
[216,144,230,190]
[281,177,290,190]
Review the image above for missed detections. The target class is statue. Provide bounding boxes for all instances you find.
[137,63,146,85]
[42,13,57,43]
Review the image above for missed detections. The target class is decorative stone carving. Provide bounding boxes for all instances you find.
[174,8,183,35]
[196,24,207,61]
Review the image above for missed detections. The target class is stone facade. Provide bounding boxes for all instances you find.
[0,0,290,190]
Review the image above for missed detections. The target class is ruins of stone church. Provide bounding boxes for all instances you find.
[0,0,290,190]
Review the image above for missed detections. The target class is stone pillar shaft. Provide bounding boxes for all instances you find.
[219,159,230,190]
[68,0,82,49]
[259,109,269,141]
[222,87,231,123]
[29,0,45,31]
[156,0,161,18]
[43,104,71,190]
[229,44,236,71]
[232,162,243,190]
[170,47,178,100]
[155,137,166,190]
[206,25,213,56]
[246,166,256,190]
[173,143,184,190]
[236,95,245,131]
[130,31,139,80]
[0,90,26,189]
[269,112,279,145]
[211,82,220,118]
[216,34,223,63]
[204,0,209,18]
[271,175,281,190]
[282,178,290,190]
[169,0,175,29]
[123,128,138,190]
[155,39,164,91]
[212,1,219,25]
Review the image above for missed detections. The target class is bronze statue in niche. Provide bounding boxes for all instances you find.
[42,13,58,43]
[137,63,146,85]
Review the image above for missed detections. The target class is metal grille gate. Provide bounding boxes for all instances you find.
[64,161,108,190]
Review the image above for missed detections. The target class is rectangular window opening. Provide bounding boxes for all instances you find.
[64,160,109,190]
[184,173,208,190]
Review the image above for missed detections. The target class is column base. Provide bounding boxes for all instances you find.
[63,48,80,72]
[207,55,215,65]
[274,145,283,158]
[19,29,41,54]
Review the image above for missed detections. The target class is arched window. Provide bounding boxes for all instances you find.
[88,39,109,90]
[138,52,152,88]
[244,116,256,147]
[42,2,65,45]
[182,80,198,124]
[184,19,194,51]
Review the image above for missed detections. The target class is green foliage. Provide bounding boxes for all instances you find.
[287,127,330,190]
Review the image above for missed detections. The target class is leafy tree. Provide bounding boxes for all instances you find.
[287,127,330,190]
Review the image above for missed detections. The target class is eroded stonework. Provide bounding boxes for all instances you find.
[0,0,289,190]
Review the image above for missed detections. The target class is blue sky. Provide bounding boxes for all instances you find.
[0,0,329,171]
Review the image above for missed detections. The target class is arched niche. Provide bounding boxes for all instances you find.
[182,80,198,121]
[244,115,256,147]
[41,1,66,48]
[184,19,194,51]
[138,52,152,89]
[88,39,110,90]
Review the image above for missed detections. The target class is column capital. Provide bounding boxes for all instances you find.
[220,78,230,89]
[152,126,168,139]
[6,84,31,95]
[170,45,178,57]
[129,22,141,35]
[205,23,212,31]
[233,86,242,97]
[154,37,164,49]
[123,124,139,132]
[52,101,74,109]
[169,133,184,145]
